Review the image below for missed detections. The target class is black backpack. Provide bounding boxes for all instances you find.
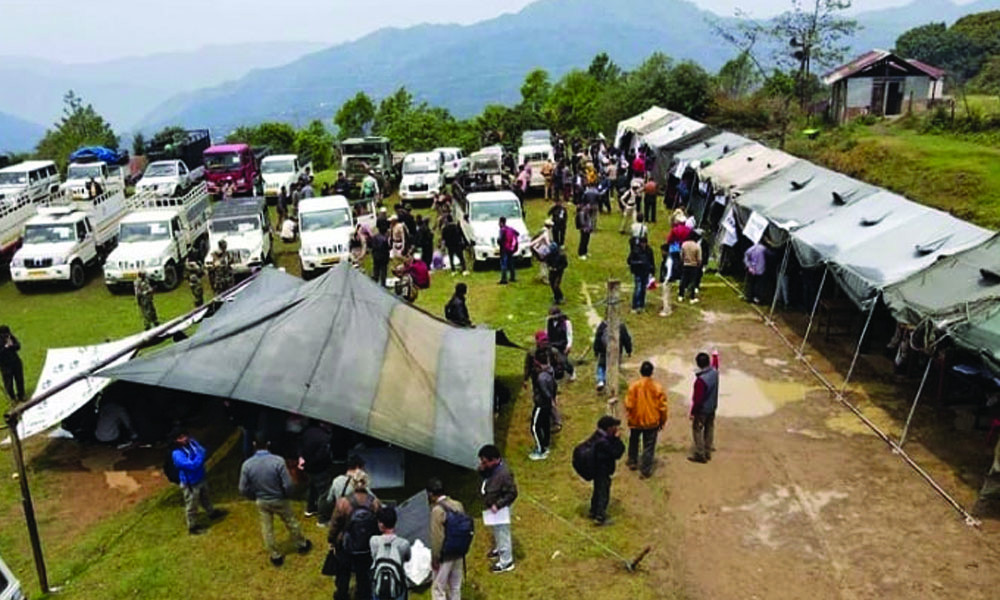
[371,544,407,600]
[572,434,598,481]
[163,450,180,484]
[344,496,379,555]
[439,503,475,560]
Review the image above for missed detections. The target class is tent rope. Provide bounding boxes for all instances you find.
[521,492,635,565]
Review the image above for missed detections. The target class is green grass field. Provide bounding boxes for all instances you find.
[0,183,712,599]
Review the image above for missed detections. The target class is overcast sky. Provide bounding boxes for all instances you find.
[0,0,979,63]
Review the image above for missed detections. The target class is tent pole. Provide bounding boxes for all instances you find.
[841,297,879,395]
[769,244,791,319]
[606,279,622,418]
[899,355,935,447]
[798,265,828,356]
[4,412,49,594]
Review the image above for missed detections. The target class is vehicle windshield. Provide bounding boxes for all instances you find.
[345,157,373,176]
[521,151,550,163]
[469,200,521,222]
[204,152,243,172]
[67,164,103,180]
[210,215,260,234]
[470,156,500,172]
[0,172,28,185]
[144,163,177,177]
[342,142,387,156]
[300,208,352,232]
[403,161,438,175]
[262,160,295,174]
[119,221,171,243]
[523,130,551,144]
[24,224,76,244]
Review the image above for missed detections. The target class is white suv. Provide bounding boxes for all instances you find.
[434,147,467,181]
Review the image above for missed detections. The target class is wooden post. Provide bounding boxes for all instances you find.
[606,279,622,417]
[4,413,50,594]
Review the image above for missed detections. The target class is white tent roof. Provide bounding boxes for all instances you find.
[642,116,706,149]
[700,144,799,194]
[614,106,672,146]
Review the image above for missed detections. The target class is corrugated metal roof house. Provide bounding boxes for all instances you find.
[823,50,945,124]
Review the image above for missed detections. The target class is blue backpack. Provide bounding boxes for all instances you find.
[440,504,474,560]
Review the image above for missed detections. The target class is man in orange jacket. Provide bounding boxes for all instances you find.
[624,361,668,478]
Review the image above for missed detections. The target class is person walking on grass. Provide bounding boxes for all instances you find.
[329,481,382,600]
[575,201,595,260]
[627,236,655,313]
[369,506,411,600]
[689,352,719,463]
[238,434,312,567]
[548,196,568,246]
[134,271,158,330]
[428,478,467,600]
[0,325,25,404]
[678,230,704,304]
[171,428,225,535]
[370,224,391,287]
[625,361,667,479]
[587,416,625,525]
[545,242,568,305]
[498,216,519,285]
[593,320,632,393]
[477,444,517,573]
[528,348,557,460]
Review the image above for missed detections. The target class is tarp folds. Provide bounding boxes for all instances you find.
[700,144,799,194]
[102,264,496,468]
[672,132,755,169]
[614,106,672,147]
[883,234,1000,328]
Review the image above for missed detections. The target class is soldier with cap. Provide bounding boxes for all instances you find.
[185,252,206,308]
[210,239,234,294]
[134,272,158,330]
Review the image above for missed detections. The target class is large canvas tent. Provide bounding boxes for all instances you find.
[642,116,713,185]
[614,106,672,148]
[699,144,799,195]
[102,264,496,468]
[671,132,754,171]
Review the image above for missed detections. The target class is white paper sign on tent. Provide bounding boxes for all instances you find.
[743,211,769,245]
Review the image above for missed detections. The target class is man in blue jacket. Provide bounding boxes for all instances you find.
[172,429,224,534]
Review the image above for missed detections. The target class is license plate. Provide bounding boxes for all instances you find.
[122,271,138,280]
[320,257,340,266]
[28,269,47,278]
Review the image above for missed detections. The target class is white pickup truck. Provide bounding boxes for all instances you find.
[135,160,204,197]
[205,196,273,275]
[261,154,312,198]
[9,188,129,290]
[103,183,211,292]
[61,161,125,200]
[297,195,354,279]
[455,190,532,265]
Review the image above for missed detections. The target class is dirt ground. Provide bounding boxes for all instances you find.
[623,300,1000,599]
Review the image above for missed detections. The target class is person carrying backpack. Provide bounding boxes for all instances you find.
[573,416,625,525]
[170,429,225,535]
[428,478,472,600]
[329,483,382,600]
[369,506,411,600]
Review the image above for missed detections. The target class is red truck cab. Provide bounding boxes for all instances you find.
[203,144,261,197]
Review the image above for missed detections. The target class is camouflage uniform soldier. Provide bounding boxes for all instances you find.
[210,239,234,294]
[186,255,205,308]
[134,272,158,330]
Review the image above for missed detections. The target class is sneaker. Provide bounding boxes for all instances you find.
[677,296,684,303]
[451,271,457,277]
[462,270,469,276]
[691,298,700,304]
[317,521,330,528]
[658,311,668,317]
[528,450,547,461]
[297,539,313,555]
[569,372,577,382]
[491,561,515,573]
[498,280,508,285]
[687,455,708,464]
[541,449,551,459]
[303,510,317,518]
[580,255,588,261]
[270,555,284,567]
[188,525,205,535]
[487,549,500,559]
[596,382,605,392]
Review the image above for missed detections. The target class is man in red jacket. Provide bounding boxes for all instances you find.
[689,352,720,463]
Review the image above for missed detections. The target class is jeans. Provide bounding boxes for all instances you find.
[432,558,464,600]
[446,246,466,272]
[679,265,702,300]
[590,474,611,520]
[531,405,551,453]
[627,427,658,476]
[181,481,215,529]
[632,274,647,309]
[256,498,307,559]
[334,552,372,600]
[578,231,591,257]
[596,364,606,386]
[553,223,566,246]
[499,251,516,282]
[692,412,716,459]
[490,523,513,566]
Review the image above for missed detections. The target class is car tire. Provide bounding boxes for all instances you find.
[14,282,31,294]
[69,261,86,289]
[300,263,314,280]
[161,262,179,290]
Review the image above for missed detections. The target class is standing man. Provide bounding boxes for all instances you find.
[238,434,313,567]
[171,429,224,535]
[370,224,391,287]
[546,306,575,381]
[441,215,468,275]
[210,239,234,295]
[477,444,517,573]
[541,157,555,201]
[528,351,556,461]
[689,352,720,463]
[627,237,655,313]
[277,185,290,224]
[329,482,382,600]
[497,217,518,285]
[575,201,595,260]
[185,252,205,308]
[428,478,466,600]
[545,243,568,305]
[678,230,703,304]
[134,272,158,331]
[547,196,568,246]
[0,325,25,404]
[642,177,658,224]
[444,283,472,327]
[587,416,626,525]
[625,361,668,479]
[298,420,333,519]
[743,241,767,304]
[593,320,632,393]
[415,215,434,267]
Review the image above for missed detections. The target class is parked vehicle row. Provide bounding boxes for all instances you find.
[205,196,273,275]
[261,153,312,198]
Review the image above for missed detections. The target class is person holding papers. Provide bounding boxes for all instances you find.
[477,444,518,573]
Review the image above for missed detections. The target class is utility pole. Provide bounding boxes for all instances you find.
[606,279,621,417]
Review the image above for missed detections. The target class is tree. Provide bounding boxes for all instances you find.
[664,62,715,118]
[226,122,297,152]
[772,0,858,106]
[334,91,376,139]
[970,55,1000,98]
[294,120,335,171]
[716,51,762,98]
[372,87,414,141]
[132,132,146,156]
[518,69,551,129]
[35,91,118,172]
[544,70,601,137]
[587,52,622,84]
